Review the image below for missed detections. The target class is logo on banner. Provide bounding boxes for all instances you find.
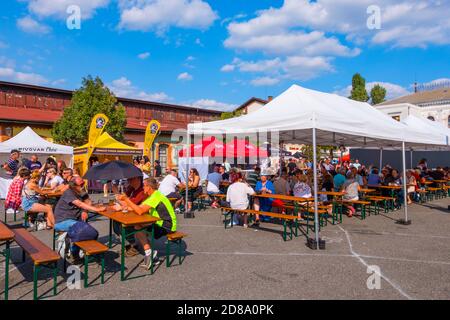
[150,123,159,134]
[96,117,106,129]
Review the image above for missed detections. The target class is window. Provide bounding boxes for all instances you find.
[392,116,400,121]
[427,116,435,121]
[158,144,169,173]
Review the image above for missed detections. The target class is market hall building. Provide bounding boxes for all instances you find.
[0,80,221,172]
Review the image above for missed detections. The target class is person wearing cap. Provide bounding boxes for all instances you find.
[2,149,20,178]
[253,171,276,226]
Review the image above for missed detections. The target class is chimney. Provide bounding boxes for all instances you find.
[268,96,273,102]
[414,82,418,93]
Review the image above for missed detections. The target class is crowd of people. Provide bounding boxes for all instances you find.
[2,150,178,269]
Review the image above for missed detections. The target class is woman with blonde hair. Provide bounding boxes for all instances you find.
[21,170,56,229]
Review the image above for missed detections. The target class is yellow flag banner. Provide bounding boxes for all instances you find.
[144,120,161,158]
[82,113,109,176]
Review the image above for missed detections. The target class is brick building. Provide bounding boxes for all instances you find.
[0,80,221,171]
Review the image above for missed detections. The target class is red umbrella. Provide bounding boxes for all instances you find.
[179,137,230,158]
[226,139,268,158]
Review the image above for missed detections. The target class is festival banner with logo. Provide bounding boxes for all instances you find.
[82,113,109,175]
[144,120,161,158]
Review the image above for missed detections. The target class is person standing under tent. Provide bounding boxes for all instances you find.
[2,149,20,178]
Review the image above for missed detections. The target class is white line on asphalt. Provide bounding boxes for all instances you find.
[359,254,450,266]
[190,251,354,258]
[338,225,414,300]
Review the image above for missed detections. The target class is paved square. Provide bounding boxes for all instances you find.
[1,197,450,300]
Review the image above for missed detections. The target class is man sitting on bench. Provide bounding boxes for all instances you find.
[54,176,106,263]
[117,178,177,270]
[225,172,255,228]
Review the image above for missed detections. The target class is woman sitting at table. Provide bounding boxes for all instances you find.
[406,170,417,204]
[185,168,201,214]
[253,172,276,225]
[341,171,360,217]
[21,170,56,229]
[43,167,64,191]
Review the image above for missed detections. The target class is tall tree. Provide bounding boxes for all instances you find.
[52,76,127,146]
[370,84,387,105]
[349,73,369,102]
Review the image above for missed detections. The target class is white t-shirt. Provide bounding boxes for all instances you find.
[49,175,64,188]
[226,182,255,210]
[158,175,180,196]
[206,172,222,193]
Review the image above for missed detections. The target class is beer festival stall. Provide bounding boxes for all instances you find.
[0,126,73,198]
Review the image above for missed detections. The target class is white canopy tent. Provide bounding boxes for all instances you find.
[187,85,449,247]
[0,127,73,198]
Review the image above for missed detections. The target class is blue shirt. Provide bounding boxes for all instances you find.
[255,180,275,211]
[367,174,381,186]
[333,174,346,191]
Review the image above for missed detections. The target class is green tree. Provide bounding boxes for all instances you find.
[370,84,387,105]
[52,76,127,146]
[220,110,243,120]
[349,73,369,102]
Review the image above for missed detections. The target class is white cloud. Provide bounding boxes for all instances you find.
[334,81,410,100]
[186,56,195,61]
[195,38,204,46]
[109,77,172,102]
[17,16,51,34]
[422,78,450,87]
[250,77,280,87]
[138,52,150,59]
[223,0,450,83]
[220,64,235,72]
[0,56,15,68]
[190,99,237,112]
[25,0,109,19]
[51,78,66,86]
[118,0,218,33]
[0,67,48,85]
[0,41,8,49]
[177,72,193,81]
[222,56,334,82]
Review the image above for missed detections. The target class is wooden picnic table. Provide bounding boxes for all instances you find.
[317,191,345,197]
[95,205,160,281]
[253,193,314,202]
[0,221,14,299]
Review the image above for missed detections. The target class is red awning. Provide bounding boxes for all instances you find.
[179,137,231,158]
[225,139,268,158]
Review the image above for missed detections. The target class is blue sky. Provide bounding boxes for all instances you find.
[1,0,450,111]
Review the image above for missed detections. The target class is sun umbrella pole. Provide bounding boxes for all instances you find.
[312,127,320,249]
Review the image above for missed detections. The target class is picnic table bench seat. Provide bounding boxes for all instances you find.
[1,222,14,300]
[11,228,60,300]
[166,231,188,267]
[74,240,108,288]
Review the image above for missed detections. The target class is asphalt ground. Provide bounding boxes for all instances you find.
[1,195,450,300]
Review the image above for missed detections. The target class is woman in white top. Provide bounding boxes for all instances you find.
[226,172,255,228]
[44,168,64,191]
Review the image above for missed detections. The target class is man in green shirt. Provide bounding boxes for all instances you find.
[118,178,177,269]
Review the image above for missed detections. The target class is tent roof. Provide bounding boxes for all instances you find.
[76,132,139,151]
[402,115,449,147]
[188,85,446,148]
[0,126,73,154]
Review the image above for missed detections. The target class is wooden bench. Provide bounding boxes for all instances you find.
[367,196,396,212]
[74,240,108,288]
[194,194,210,211]
[0,222,14,300]
[11,228,60,300]
[3,207,18,224]
[426,187,445,200]
[342,200,371,220]
[221,208,300,241]
[165,232,188,267]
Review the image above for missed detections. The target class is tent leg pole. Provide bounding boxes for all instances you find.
[185,130,191,216]
[410,150,413,169]
[379,148,383,169]
[398,141,411,225]
[309,127,321,249]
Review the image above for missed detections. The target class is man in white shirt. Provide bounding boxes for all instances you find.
[158,169,185,210]
[226,172,255,228]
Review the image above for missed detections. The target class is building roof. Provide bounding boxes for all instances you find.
[0,80,222,114]
[0,106,197,133]
[234,97,268,112]
[377,87,450,107]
